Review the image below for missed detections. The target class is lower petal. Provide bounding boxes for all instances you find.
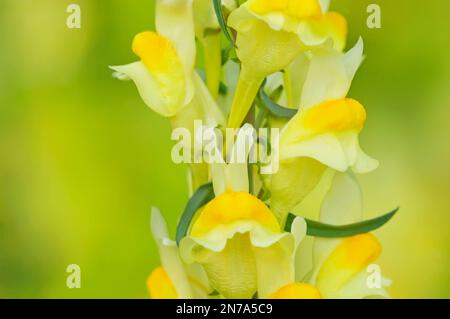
[197,233,258,299]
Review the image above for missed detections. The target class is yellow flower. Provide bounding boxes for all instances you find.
[269,232,387,299]
[268,39,376,222]
[110,0,223,124]
[111,30,223,189]
[307,173,391,298]
[147,207,212,299]
[232,0,346,51]
[111,0,196,116]
[180,191,307,298]
[245,0,346,50]
[226,0,348,128]
[270,173,391,299]
[280,97,378,173]
[111,31,189,117]
[111,0,225,189]
[312,234,384,298]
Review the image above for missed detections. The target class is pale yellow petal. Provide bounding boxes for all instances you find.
[319,172,363,225]
[169,72,225,132]
[190,71,225,127]
[331,271,391,299]
[110,61,185,117]
[211,162,249,196]
[185,263,214,298]
[285,53,310,108]
[253,239,295,298]
[270,157,326,222]
[280,133,350,171]
[294,235,314,281]
[300,39,364,109]
[254,217,306,298]
[228,11,303,77]
[193,0,220,38]
[184,233,258,299]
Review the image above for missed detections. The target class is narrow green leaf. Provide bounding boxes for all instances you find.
[258,86,298,119]
[176,183,215,245]
[285,208,399,238]
[212,0,235,47]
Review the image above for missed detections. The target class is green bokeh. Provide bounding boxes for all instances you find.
[0,0,449,298]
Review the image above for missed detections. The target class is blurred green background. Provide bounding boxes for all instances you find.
[0,0,449,298]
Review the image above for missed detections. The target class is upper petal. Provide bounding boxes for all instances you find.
[300,38,364,109]
[156,0,196,104]
[319,172,364,225]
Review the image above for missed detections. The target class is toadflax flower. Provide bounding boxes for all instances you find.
[110,0,223,129]
[280,97,377,173]
[269,173,391,299]
[111,0,224,188]
[269,38,378,222]
[226,0,348,128]
[308,172,391,298]
[180,160,307,298]
[111,0,196,118]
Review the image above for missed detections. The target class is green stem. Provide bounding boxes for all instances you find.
[255,106,268,129]
[283,69,293,108]
[227,67,263,128]
[202,33,222,100]
[244,106,256,195]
